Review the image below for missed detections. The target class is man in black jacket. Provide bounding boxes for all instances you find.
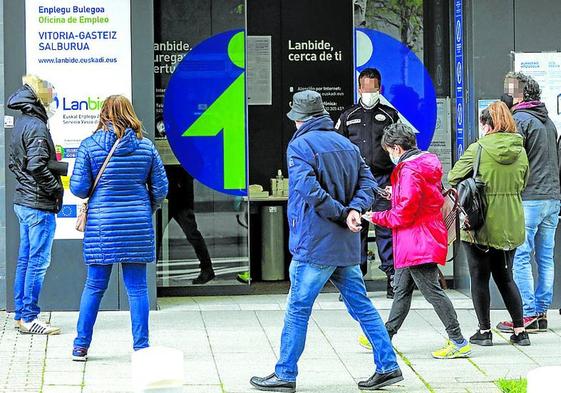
[8,75,65,335]
[498,72,561,333]
[337,68,399,298]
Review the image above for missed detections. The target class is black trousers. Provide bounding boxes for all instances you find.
[464,242,524,330]
[360,194,394,276]
[158,204,212,272]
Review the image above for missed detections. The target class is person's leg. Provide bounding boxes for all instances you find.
[533,200,560,316]
[490,249,524,329]
[464,242,492,330]
[13,205,31,322]
[512,201,541,318]
[74,264,113,349]
[331,265,399,374]
[174,208,213,273]
[384,268,415,338]
[409,264,464,343]
[122,263,150,350]
[274,261,334,382]
[21,208,56,323]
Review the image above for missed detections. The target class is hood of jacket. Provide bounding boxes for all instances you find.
[7,85,48,123]
[398,151,442,183]
[513,101,548,123]
[290,115,334,141]
[91,128,140,156]
[478,132,524,165]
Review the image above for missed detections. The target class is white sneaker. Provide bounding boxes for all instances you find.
[19,319,61,335]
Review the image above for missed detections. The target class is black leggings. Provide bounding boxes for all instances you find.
[464,242,524,330]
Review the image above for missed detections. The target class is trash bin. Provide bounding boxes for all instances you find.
[261,205,285,281]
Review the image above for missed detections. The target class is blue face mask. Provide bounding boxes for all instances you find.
[390,154,400,165]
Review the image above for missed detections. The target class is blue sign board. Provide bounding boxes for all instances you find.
[454,0,464,158]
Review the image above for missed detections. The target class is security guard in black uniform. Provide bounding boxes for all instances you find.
[336,68,398,298]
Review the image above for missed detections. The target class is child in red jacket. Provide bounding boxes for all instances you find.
[362,123,470,359]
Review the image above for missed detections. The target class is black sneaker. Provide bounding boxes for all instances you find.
[192,269,215,285]
[249,373,296,392]
[72,347,88,362]
[358,368,403,390]
[510,331,531,346]
[469,330,493,346]
[537,313,548,332]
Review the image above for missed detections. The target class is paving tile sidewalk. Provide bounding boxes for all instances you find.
[1,290,560,393]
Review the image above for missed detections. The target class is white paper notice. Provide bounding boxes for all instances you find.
[25,0,132,239]
[514,52,561,136]
[247,36,272,105]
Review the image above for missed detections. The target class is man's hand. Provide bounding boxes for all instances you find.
[346,209,362,233]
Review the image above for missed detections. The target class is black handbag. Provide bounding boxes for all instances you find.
[457,144,487,231]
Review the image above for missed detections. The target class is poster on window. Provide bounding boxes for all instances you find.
[514,52,561,136]
[25,0,132,239]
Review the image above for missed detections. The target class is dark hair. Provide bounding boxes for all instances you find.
[505,71,541,101]
[358,68,382,87]
[382,123,417,151]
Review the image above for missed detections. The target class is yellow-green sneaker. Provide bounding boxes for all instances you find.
[431,340,471,359]
[358,334,372,350]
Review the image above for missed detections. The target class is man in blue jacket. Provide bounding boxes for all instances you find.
[250,91,402,392]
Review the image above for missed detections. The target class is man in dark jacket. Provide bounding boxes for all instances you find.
[498,72,561,333]
[337,68,399,298]
[250,90,402,392]
[7,75,65,335]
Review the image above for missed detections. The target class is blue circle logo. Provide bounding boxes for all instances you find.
[356,29,437,150]
[164,29,247,196]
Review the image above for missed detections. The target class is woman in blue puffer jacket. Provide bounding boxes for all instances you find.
[69,95,168,361]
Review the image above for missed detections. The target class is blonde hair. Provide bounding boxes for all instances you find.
[96,95,143,139]
[480,101,517,134]
[22,74,54,107]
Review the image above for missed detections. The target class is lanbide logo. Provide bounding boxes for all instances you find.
[54,95,105,111]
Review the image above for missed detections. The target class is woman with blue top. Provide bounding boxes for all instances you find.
[70,95,168,361]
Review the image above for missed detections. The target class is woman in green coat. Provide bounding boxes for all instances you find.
[448,101,530,347]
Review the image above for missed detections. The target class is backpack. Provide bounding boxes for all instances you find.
[456,144,487,231]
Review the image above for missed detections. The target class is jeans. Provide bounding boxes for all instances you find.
[74,263,149,350]
[13,204,56,323]
[513,200,560,317]
[275,260,398,382]
[386,264,464,342]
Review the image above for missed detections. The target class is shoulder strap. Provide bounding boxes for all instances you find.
[473,144,483,178]
[87,138,121,199]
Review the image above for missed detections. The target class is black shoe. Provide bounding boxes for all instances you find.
[250,373,296,392]
[537,313,548,332]
[510,331,531,346]
[192,269,215,285]
[469,330,493,346]
[386,274,394,299]
[358,369,403,390]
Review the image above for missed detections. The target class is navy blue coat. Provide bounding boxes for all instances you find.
[287,115,377,266]
[70,129,168,264]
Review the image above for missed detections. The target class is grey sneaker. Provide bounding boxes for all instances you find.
[19,319,61,335]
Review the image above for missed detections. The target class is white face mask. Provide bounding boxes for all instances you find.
[361,92,380,108]
[46,100,57,119]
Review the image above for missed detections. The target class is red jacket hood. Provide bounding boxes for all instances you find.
[396,152,443,185]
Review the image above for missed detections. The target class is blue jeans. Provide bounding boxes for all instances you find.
[513,200,560,317]
[275,260,399,382]
[13,204,56,323]
[74,263,149,350]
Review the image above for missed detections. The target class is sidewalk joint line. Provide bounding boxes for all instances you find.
[200,310,226,393]
[393,346,435,393]
[492,328,540,365]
